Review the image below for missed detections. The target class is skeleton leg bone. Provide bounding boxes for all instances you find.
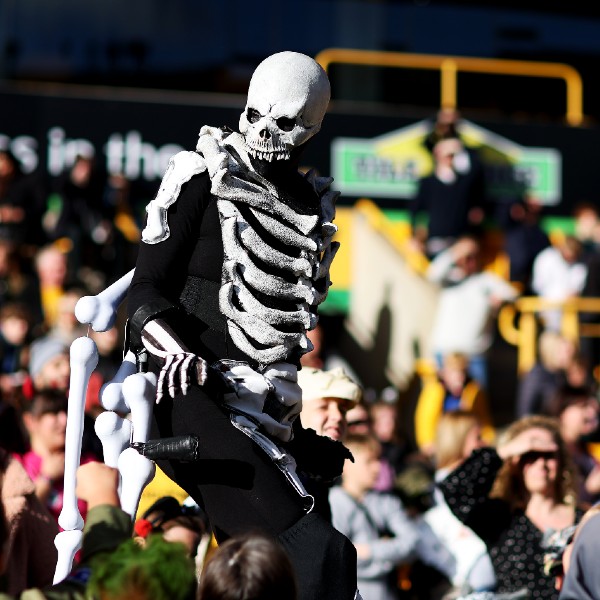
[54,336,98,583]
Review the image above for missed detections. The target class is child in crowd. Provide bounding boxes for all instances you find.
[329,434,454,600]
[414,352,494,455]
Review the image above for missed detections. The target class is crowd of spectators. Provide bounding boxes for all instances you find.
[0,104,599,600]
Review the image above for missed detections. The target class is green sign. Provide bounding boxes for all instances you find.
[332,120,562,205]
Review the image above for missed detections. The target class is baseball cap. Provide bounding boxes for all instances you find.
[298,367,361,404]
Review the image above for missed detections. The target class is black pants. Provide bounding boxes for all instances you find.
[152,377,357,599]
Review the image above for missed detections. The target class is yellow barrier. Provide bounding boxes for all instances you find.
[315,48,584,126]
[498,297,600,374]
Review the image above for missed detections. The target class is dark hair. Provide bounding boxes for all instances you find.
[0,302,32,324]
[197,533,297,600]
[23,388,68,417]
[551,384,597,417]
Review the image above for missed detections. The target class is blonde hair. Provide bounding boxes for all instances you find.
[442,352,469,372]
[491,415,576,509]
[435,411,480,470]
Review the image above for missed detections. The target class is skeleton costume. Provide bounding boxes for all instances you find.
[126,52,358,600]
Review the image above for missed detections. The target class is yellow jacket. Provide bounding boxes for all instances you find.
[414,378,495,450]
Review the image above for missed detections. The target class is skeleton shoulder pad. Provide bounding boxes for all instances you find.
[142,151,207,244]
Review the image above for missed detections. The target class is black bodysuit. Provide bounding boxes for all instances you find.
[127,161,357,600]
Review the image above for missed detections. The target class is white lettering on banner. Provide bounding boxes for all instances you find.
[47,127,96,176]
[104,131,183,180]
[0,133,39,173]
[1,127,185,181]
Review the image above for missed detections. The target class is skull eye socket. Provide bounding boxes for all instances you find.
[247,108,261,124]
[276,117,296,132]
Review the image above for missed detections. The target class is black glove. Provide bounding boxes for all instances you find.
[285,423,353,483]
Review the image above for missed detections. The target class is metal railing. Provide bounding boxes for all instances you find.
[498,297,600,373]
[315,48,584,126]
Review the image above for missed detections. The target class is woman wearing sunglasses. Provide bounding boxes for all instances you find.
[438,415,582,600]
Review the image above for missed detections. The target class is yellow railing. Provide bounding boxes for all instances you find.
[355,199,430,274]
[498,297,600,374]
[315,48,584,126]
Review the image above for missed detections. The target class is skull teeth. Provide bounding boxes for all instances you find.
[248,148,291,162]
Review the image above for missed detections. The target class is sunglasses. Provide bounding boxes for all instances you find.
[520,450,558,464]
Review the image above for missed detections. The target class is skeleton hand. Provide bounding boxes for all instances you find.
[140,317,207,403]
[156,351,207,403]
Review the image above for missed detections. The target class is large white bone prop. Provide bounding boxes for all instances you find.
[116,371,157,518]
[118,448,156,519]
[54,336,98,583]
[75,268,135,332]
[53,529,83,584]
[100,350,137,413]
[94,410,133,468]
[54,269,136,582]
[59,337,98,530]
[123,372,157,444]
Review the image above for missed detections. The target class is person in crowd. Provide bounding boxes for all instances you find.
[197,532,298,600]
[296,366,361,519]
[531,235,588,332]
[414,352,495,455]
[298,366,362,443]
[50,154,114,279]
[412,137,485,259]
[427,235,519,389]
[497,193,550,292]
[368,399,412,492]
[556,507,600,599]
[423,107,462,153]
[27,337,70,394]
[0,148,47,249]
[423,411,495,596]
[44,288,88,347]
[33,245,72,332]
[0,447,58,595]
[345,401,372,437]
[26,335,104,448]
[330,434,454,600]
[0,461,197,600]
[439,414,583,600]
[16,389,97,524]
[0,240,43,331]
[551,384,600,506]
[134,495,208,560]
[576,204,600,374]
[572,202,599,260]
[0,303,32,402]
[516,331,576,418]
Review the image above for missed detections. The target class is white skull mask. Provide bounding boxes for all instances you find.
[239,52,331,162]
